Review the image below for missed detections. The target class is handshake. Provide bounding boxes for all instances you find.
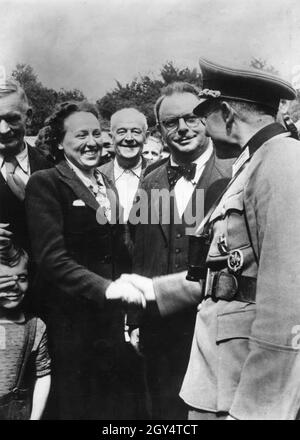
[105,273,156,308]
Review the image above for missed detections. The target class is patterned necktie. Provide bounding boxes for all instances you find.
[89,171,111,222]
[5,157,26,201]
[167,163,197,189]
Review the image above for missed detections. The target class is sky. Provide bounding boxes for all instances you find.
[1,0,300,101]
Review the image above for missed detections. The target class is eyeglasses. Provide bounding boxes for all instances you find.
[160,114,202,132]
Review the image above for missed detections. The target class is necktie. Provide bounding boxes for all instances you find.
[167,163,197,189]
[5,157,26,201]
[89,171,111,222]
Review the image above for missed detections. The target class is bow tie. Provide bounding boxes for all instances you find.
[167,163,197,189]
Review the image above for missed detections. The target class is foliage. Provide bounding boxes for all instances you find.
[12,64,86,134]
[249,57,300,122]
[97,61,202,128]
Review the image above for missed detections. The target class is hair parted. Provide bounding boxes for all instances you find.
[200,98,278,120]
[43,101,99,162]
[154,82,201,124]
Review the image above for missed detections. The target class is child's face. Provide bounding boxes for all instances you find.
[0,258,28,309]
[142,141,162,164]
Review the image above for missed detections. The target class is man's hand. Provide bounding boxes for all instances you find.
[105,279,146,309]
[120,273,156,302]
[0,223,13,245]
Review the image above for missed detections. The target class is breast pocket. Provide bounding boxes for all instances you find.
[209,191,251,257]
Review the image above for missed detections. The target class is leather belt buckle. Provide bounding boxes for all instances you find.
[211,271,238,301]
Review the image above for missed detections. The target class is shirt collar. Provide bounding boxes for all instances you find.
[170,139,213,168]
[65,156,104,189]
[114,157,142,179]
[0,142,29,172]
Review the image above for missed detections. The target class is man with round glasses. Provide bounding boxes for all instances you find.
[129,81,235,419]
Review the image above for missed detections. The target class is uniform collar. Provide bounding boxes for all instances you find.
[232,123,288,176]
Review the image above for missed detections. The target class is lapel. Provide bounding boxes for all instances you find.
[100,171,121,223]
[56,161,100,212]
[150,164,170,242]
[100,160,115,183]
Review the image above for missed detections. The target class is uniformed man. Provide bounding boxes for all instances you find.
[122,58,300,419]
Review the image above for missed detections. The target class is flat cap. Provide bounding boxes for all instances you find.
[194,58,296,115]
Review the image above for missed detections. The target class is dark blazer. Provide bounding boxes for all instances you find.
[25,160,136,419]
[99,156,148,270]
[131,149,234,419]
[133,151,234,277]
[0,144,52,252]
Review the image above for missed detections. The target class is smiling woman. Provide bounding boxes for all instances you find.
[24,101,146,420]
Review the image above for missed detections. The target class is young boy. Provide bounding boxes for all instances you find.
[0,240,51,420]
[142,136,164,164]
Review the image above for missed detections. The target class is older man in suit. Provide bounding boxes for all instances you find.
[0,77,52,252]
[124,59,300,420]
[129,82,235,419]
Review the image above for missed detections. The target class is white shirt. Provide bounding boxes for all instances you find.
[114,158,142,222]
[0,143,30,184]
[171,141,213,217]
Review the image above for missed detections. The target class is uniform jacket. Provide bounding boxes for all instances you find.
[130,150,234,418]
[153,124,300,420]
[0,144,52,252]
[25,160,133,419]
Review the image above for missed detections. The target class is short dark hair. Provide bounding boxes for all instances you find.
[44,101,99,161]
[198,98,278,120]
[154,82,200,124]
[0,242,28,268]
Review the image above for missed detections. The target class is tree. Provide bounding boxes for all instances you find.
[12,64,86,134]
[160,61,201,86]
[97,61,201,127]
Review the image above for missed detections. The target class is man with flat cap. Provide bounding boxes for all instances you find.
[122,58,300,419]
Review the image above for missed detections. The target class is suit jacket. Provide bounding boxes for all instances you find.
[133,151,234,278]
[25,160,132,419]
[0,144,52,252]
[153,127,300,419]
[99,156,148,269]
[130,150,234,418]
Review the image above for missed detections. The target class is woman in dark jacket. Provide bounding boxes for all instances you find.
[25,101,145,420]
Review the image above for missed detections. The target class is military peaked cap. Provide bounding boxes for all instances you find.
[194,58,296,114]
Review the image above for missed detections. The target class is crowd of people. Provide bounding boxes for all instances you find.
[0,56,300,420]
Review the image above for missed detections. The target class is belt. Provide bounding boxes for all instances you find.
[204,269,256,303]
